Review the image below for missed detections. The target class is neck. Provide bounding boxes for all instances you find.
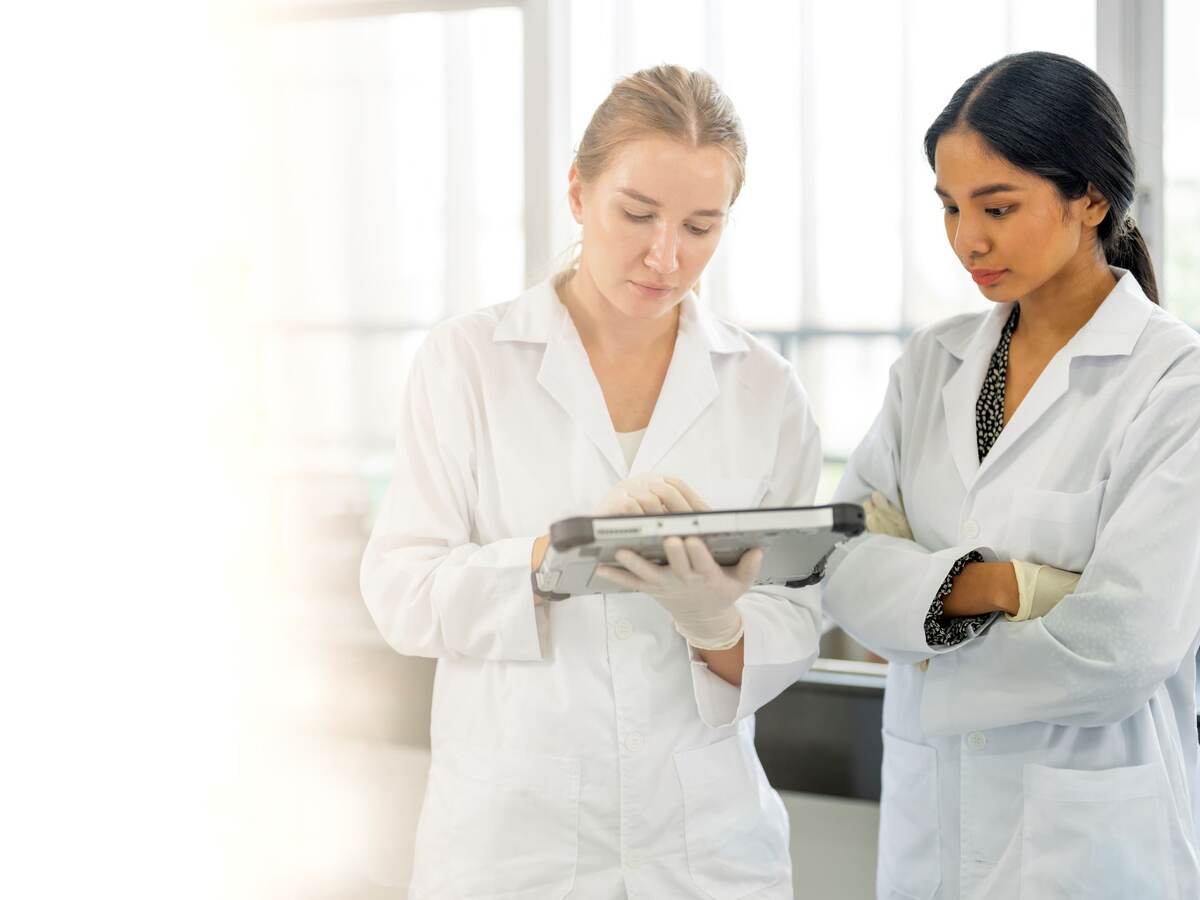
[1016,250,1117,347]
[557,266,680,358]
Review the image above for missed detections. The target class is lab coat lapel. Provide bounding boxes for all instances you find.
[631,326,718,474]
[632,292,744,474]
[974,348,1071,481]
[964,271,1152,487]
[534,296,628,478]
[975,271,1153,480]
[940,306,1011,489]
[525,284,745,478]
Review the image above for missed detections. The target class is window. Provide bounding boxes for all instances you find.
[261,3,524,478]
[263,1,1104,494]
[1164,0,1200,322]
[563,0,1096,490]
[255,7,527,893]
[259,0,1200,591]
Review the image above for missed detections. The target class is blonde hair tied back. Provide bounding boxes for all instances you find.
[575,64,747,201]
[555,65,747,286]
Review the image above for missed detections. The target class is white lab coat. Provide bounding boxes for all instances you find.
[361,278,823,899]
[823,269,1200,899]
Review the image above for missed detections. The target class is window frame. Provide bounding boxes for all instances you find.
[522,0,1167,315]
[1097,0,1165,284]
[261,0,1169,309]
[257,0,1173,467]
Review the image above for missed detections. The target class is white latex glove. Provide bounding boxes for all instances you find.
[1005,560,1081,621]
[863,490,913,540]
[596,536,762,651]
[593,473,711,516]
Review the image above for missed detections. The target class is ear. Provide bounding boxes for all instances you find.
[1079,183,1111,229]
[567,164,584,225]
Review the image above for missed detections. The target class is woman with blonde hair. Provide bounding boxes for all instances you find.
[362,65,823,899]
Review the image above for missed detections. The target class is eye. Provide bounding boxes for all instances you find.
[623,210,653,223]
[685,224,712,236]
[942,205,959,216]
[985,206,1013,218]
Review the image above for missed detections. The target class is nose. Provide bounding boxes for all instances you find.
[644,221,680,276]
[952,211,990,261]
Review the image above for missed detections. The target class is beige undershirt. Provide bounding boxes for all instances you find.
[615,428,647,470]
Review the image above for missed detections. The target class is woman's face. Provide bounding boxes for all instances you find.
[933,128,1109,302]
[569,136,735,320]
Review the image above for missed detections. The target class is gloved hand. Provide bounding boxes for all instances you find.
[863,490,913,540]
[595,536,761,651]
[532,474,710,604]
[1005,560,1081,621]
[594,473,711,516]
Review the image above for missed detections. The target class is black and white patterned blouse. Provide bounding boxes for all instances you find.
[924,304,1021,648]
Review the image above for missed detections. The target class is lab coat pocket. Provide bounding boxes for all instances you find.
[1020,763,1177,900]
[411,742,580,900]
[674,731,788,899]
[1009,480,1106,572]
[877,731,941,900]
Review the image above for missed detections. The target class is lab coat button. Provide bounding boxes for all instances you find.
[967,731,987,751]
[614,619,634,640]
[624,732,644,753]
[961,519,980,539]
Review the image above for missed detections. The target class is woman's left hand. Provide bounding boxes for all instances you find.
[596,536,761,650]
[863,490,914,540]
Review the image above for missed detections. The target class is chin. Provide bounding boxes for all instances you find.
[977,281,1024,304]
[630,300,678,318]
[611,283,679,319]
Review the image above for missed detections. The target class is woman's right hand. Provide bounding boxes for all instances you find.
[1006,560,1081,621]
[594,474,711,516]
[531,474,709,573]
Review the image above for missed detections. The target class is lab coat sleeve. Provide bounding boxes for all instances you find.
[821,356,996,665]
[359,334,543,662]
[690,372,824,727]
[921,374,1200,735]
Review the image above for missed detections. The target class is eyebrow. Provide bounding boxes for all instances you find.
[618,187,725,218]
[933,183,1023,200]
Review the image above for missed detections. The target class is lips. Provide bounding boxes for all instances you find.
[970,268,1008,286]
[630,280,674,297]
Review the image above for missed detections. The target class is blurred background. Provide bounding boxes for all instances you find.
[250,1,1199,897]
[4,1,1195,897]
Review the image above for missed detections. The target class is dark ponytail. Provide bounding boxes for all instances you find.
[924,51,1159,305]
[1101,216,1159,305]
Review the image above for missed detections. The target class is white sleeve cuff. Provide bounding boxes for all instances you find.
[433,536,546,660]
[688,590,821,728]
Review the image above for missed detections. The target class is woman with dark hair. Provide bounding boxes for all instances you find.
[823,51,1200,898]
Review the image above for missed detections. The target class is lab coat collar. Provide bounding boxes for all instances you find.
[491,277,568,344]
[500,277,747,478]
[941,267,1155,488]
[1063,268,1155,359]
[940,305,1012,487]
[932,268,1152,362]
[680,290,751,355]
[632,297,742,474]
[935,311,1000,361]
